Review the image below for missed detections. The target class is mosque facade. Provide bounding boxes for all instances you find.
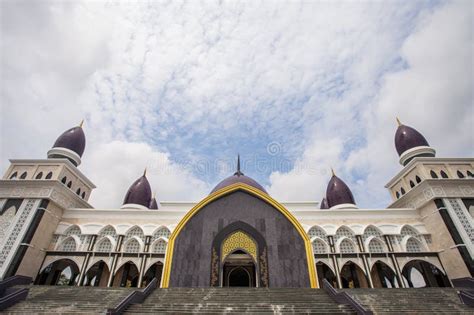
[0,121,472,290]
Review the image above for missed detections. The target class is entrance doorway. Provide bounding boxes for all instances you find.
[222,250,256,287]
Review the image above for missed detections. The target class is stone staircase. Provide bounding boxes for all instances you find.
[343,288,472,314]
[0,285,132,314]
[124,287,355,314]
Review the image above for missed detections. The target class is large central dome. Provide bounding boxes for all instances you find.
[210,156,267,194]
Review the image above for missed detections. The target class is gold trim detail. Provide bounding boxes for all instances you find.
[221,231,257,262]
[161,183,318,288]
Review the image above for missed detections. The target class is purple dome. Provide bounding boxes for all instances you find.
[211,173,267,194]
[52,126,86,157]
[123,175,152,208]
[326,175,356,208]
[320,197,329,209]
[395,124,430,156]
[149,197,159,210]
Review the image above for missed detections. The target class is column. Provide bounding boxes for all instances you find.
[328,236,342,288]
[357,235,374,288]
[384,235,405,288]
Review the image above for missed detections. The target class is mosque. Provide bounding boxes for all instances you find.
[0,120,472,292]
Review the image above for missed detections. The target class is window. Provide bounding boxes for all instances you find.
[312,240,327,254]
[415,176,421,183]
[368,239,385,253]
[467,170,474,178]
[81,192,86,199]
[61,176,67,184]
[396,191,400,199]
[406,238,422,252]
[59,238,77,251]
[335,227,356,242]
[65,225,81,236]
[96,239,112,252]
[409,180,415,188]
[339,239,355,253]
[400,187,406,195]
[152,227,171,242]
[20,172,27,179]
[76,188,81,195]
[124,239,140,253]
[99,226,116,238]
[430,170,438,179]
[45,172,53,179]
[67,181,72,188]
[152,239,167,254]
[35,172,43,179]
[457,171,465,178]
[440,170,448,178]
[9,172,17,179]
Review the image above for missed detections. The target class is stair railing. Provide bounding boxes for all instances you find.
[322,279,373,315]
[106,277,158,315]
[452,277,474,289]
[458,290,474,307]
[0,275,33,311]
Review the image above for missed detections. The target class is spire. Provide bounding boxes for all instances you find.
[79,119,84,128]
[331,167,336,176]
[234,154,243,176]
[396,117,402,126]
[143,168,147,177]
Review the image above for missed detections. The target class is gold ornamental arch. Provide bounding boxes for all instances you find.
[161,183,318,288]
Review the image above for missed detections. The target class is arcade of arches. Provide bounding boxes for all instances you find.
[316,260,449,289]
[36,259,164,288]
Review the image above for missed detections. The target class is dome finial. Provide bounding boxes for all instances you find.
[331,167,335,176]
[79,119,84,128]
[234,154,243,176]
[143,168,147,176]
[396,117,402,126]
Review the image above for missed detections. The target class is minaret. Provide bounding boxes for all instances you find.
[47,120,86,166]
[394,118,436,166]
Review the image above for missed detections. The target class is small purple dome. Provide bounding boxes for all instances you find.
[149,197,159,210]
[320,198,329,209]
[395,124,430,156]
[211,173,267,194]
[52,126,86,157]
[326,175,356,208]
[123,175,152,208]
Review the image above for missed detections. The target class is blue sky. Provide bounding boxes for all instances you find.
[1,0,472,208]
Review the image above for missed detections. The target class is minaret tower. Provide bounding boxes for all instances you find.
[0,122,95,280]
[385,118,474,280]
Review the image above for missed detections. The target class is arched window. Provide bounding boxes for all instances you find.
[61,176,67,184]
[20,172,27,179]
[406,238,422,252]
[401,226,418,237]
[467,170,474,178]
[67,181,72,188]
[400,187,406,195]
[99,226,117,237]
[368,239,385,253]
[440,170,448,178]
[125,226,144,243]
[415,176,421,183]
[363,226,382,241]
[96,238,112,252]
[9,172,17,179]
[457,171,465,178]
[396,191,400,199]
[35,172,43,179]
[124,239,140,253]
[308,226,328,242]
[339,239,355,253]
[430,170,438,179]
[65,225,81,236]
[81,192,86,199]
[409,180,415,188]
[335,226,356,242]
[76,188,81,195]
[151,227,171,242]
[45,172,53,179]
[152,239,167,254]
[59,238,77,251]
[312,240,328,254]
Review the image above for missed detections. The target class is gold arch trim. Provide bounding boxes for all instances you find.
[221,231,257,262]
[161,183,318,288]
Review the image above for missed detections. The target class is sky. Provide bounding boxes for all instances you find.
[1,0,473,209]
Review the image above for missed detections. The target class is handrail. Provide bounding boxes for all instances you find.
[452,277,474,289]
[0,288,29,311]
[0,276,32,296]
[322,279,373,315]
[106,278,158,315]
[458,290,474,307]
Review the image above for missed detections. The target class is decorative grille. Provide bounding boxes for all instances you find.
[448,199,474,243]
[406,238,422,252]
[339,239,355,253]
[59,238,77,251]
[368,239,385,253]
[96,239,112,252]
[312,240,327,254]
[124,239,140,253]
[153,240,167,254]
[151,227,171,242]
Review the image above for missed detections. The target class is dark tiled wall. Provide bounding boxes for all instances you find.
[169,190,310,287]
